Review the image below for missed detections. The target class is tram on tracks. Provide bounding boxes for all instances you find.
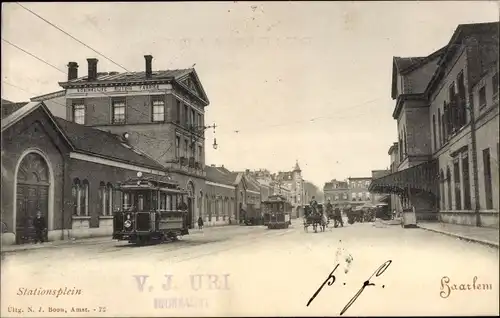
[112,172,190,245]
[262,195,292,229]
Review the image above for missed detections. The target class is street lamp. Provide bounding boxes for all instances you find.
[189,123,218,150]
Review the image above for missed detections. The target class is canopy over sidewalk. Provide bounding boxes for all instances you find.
[368,160,439,195]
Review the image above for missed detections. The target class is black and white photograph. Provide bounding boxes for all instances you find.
[1,1,499,316]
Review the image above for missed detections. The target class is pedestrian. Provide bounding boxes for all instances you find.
[334,206,344,227]
[197,216,204,230]
[392,209,397,220]
[33,210,47,244]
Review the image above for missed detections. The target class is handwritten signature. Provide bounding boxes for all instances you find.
[307,260,392,316]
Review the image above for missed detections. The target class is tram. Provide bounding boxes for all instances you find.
[112,172,190,245]
[262,195,292,229]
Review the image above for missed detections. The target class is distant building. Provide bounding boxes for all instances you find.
[348,177,372,207]
[323,179,349,207]
[370,170,391,205]
[273,161,305,218]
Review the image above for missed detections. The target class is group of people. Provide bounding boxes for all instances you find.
[307,196,344,228]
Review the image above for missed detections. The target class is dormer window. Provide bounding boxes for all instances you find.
[72,100,85,125]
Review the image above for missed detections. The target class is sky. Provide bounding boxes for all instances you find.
[2,2,499,189]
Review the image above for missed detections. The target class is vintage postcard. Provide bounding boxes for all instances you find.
[1,1,499,317]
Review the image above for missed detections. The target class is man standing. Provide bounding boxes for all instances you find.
[33,210,47,244]
[334,205,344,227]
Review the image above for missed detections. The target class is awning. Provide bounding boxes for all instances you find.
[368,159,439,195]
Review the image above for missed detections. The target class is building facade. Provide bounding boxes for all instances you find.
[370,170,391,205]
[323,179,350,207]
[1,101,181,245]
[273,161,305,218]
[348,177,372,207]
[369,22,499,228]
[34,56,213,229]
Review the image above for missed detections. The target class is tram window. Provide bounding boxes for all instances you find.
[138,195,144,211]
[123,192,130,209]
[152,192,158,210]
[160,193,166,210]
[172,195,177,210]
[166,194,172,210]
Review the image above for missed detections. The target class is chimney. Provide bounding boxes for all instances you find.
[87,58,98,81]
[67,62,79,81]
[144,55,153,78]
[246,169,250,174]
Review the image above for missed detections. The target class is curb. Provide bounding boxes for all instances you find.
[418,226,499,249]
[1,225,242,254]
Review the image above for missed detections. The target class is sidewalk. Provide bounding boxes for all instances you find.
[418,222,499,248]
[1,224,239,254]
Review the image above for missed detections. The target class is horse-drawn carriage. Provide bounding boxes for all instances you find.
[262,195,292,229]
[304,204,328,233]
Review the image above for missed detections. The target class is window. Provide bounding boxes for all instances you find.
[483,148,493,209]
[152,96,165,122]
[453,160,461,210]
[493,72,499,97]
[107,183,113,215]
[184,104,189,126]
[198,145,202,162]
[439,170,445,210]
[176,100,181,123]
[448,82,457,132]
[183,139,188,157]
[358,192,362,200]
[446,167,452,210]
[334,195,339,201]
[462,154,471,210]
[366,192,370,200]
[432,115,437,151]
[457,72,466,127]
[72,179,80,215]
[73,102,85,125]
[479,86,487,109]
[438,108,442,147]
[197,113,202,128]
[365,181,370,187]
[175,136,180,158]
[191,109,196,127]
[112,99,126,124]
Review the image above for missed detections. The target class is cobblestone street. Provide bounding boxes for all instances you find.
[2,220,498,317]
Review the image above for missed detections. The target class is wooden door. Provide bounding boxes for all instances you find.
[15,153,50,244]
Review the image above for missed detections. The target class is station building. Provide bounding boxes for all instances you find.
[369,22,499,228]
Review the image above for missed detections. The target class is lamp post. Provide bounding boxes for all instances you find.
[189,123,218,150]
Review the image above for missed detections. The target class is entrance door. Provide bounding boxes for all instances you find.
[16,153,50,244]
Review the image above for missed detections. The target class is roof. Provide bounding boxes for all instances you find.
[426,21,499,96]
[391,47,447,100]
[64,69,191,84]
[206,165,238,186]
[58,67,210,106]
[54,118,165,169]
[293,160,301,172]
[1,101,166,171]
[276,171,294,181]
[2,101,40,128]
[348,177,372,181]
[31,90,66,102]
[323,180,349,191]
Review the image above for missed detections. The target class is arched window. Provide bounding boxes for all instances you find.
[107,183,113,215]
[432,115,437,151]
[438,108,442,146]
[440,170,445,210]
[72,178,80,215]
[99,182,107,215]
[81,180,89,216]
[403,126,407,156]
[446,167,452,210]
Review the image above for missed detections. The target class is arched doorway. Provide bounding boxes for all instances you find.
[16,152,50,244]
[186,181,195,229]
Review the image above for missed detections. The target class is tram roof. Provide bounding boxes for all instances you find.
[118,176,187,193]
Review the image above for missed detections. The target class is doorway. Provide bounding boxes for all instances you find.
[16,153,50,244]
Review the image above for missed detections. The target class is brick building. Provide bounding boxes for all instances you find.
[1,101,179,245]
[32,55,213,229]
[323,179,349,207]
[348,177,372,207]
[369,22,499,228]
